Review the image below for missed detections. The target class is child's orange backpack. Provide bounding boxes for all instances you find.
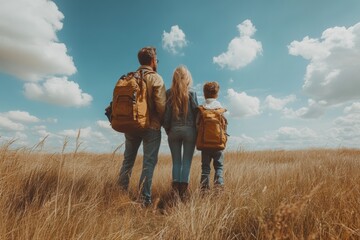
[196,106,228,151]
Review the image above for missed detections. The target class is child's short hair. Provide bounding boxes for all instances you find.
[203,81,220,99]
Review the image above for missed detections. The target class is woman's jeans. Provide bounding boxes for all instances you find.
[168,126,196,183]
[118,129,161,205]
[200,150,224,189]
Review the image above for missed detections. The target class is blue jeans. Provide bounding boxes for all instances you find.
[200,150,224,189]
[168,126,196,183]
[118,129,161,204]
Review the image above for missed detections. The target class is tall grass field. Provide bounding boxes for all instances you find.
[0,140,359,239]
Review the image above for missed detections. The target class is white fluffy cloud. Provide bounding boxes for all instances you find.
[288,22,360,105]
[344,102,360,114]
[0,0,91,108]
[265,95,296,111]
[0,110,40,131]
[97,120,111,130]
[275,126,317,141]
[213,20,263,70]
[24,77,93,107]
[0,116,25,131]
[36,129,51,139]
[0,132,28,147]
[282,99,326,119]
[0,0,76,81]
[59,127,99,138]
[256,126,323,150]
[330,102,360,145]
[58,127,110,151]
[162,25,188,54]
[225,89,260,118]
[227,134,256,150]
[1,111,40,123]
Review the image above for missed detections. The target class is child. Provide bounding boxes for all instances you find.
[197,81,227,191]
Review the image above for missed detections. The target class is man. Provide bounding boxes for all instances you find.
[118,47,166,206]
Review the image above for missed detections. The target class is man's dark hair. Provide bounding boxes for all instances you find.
[203,81,220,99]
[138,47,156,65]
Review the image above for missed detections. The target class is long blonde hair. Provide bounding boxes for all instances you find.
[169,65,193,119]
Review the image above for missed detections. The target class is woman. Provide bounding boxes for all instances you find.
[163,65,198,201]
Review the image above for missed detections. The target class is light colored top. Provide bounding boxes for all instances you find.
[203,98,222,109]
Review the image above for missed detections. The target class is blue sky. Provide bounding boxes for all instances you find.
[1,0,360,153]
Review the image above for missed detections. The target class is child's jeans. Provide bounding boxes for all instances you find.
[200,150,224,189]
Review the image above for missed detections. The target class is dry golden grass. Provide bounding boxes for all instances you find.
[0,140,359,239]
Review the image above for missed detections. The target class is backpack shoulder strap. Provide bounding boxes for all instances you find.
[214,108,227,114]
[198,106,226,114]
[139,69,155,79]
[139,70,155,92]
[197,106,207,117]
[138,69,155,113]
[198,105,205,111]
[143,70,155,76]
[214,108,227,125]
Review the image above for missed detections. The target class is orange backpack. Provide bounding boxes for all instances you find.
[196,106,228,151]
[110,70,154,133]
